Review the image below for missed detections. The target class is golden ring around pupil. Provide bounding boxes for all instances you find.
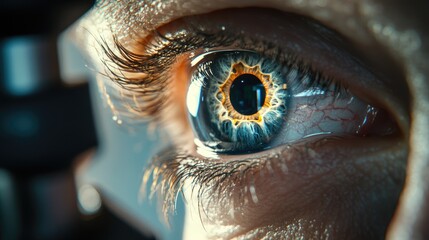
[218,62,274,125]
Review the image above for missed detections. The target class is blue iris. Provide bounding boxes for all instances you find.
[186,51,290,153]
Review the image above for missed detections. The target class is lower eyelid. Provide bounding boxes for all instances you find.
[145,135,406,235]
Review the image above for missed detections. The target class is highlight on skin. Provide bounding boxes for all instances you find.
[71,3,425,239]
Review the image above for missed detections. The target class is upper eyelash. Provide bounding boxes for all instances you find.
[98,24,344,122]
[98,28,236,120]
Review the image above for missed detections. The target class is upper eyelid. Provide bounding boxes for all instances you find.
[82,1,409,104]
[97,17,365,107]
[98,24,298,119]
[96,29,304,120]
[84,1,410,102]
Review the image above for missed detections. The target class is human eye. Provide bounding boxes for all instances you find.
[187,49,391,155]
[80,4,412,240]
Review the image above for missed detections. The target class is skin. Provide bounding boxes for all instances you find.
[74,0,429,239]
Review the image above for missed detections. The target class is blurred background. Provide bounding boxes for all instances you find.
[0,1,184,239]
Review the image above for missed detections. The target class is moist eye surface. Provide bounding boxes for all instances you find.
[187,51,290,153]
[186,48,393,156]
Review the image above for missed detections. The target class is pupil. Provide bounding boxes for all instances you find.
[230,74,266,115]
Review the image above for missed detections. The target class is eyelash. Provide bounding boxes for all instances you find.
[142,145,281,221]
[142,136,340,221]
[98,29,235,121]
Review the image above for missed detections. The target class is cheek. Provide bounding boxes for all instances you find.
[182,137,406,239]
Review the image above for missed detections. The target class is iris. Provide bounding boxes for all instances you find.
[186,51,289,153]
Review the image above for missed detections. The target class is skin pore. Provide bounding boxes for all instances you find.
[74,0,429,239]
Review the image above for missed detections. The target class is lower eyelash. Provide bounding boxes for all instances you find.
[142,146,264,221]
[141,136,333,222]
